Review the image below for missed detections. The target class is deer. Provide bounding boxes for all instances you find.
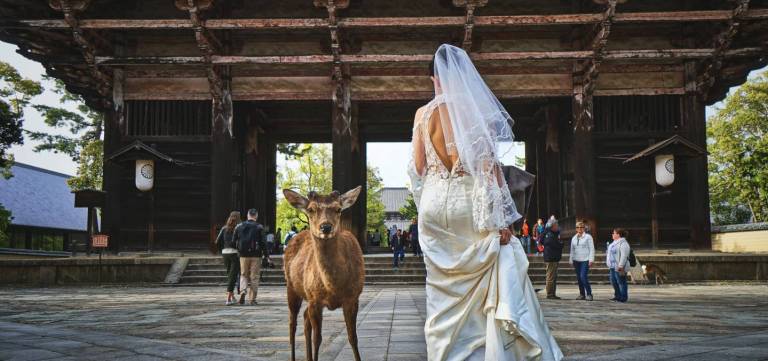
[283,186,365,361]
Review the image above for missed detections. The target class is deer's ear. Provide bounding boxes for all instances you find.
[283,189,309,211]
[340,186,362,210]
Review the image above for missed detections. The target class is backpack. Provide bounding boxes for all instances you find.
[237,222,263,254]
[628,249,637,267]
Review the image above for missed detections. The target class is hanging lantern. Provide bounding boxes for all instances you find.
[135,159,155,191]
[654,154,674,187]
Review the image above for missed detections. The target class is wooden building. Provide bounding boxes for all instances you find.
[1,0,767,251]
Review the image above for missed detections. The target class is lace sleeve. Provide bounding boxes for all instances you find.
[408,108,427,209]
[471,158,522,232]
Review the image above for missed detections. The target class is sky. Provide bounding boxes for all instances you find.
[2,41,764,186]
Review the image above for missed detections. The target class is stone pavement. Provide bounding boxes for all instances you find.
[0,283,766,360]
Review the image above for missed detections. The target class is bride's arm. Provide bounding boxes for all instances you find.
[412,107,427,175]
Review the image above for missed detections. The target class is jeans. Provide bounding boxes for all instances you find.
[393,248,404,267]
[520,236,530,254]
[573,261,592,296]
[609,268,628,302]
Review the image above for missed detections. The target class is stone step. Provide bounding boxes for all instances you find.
[184,268,429,276]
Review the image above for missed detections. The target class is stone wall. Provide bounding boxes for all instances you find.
[712,222,768,253]
[639,254,768,281]
[0,258,175,286]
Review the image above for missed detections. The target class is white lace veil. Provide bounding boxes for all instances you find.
[433,44,522,231]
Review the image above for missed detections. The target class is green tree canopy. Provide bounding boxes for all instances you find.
[708,71,768,225]
[399,193,418,221]
[25,77,103,190]
[275,144,386,241]
[0,61,43,179]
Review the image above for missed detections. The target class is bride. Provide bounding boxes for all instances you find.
[408,44,563,361]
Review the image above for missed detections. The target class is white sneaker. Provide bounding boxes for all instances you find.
[225,300,235,306]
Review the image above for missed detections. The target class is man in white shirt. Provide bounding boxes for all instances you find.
[569,221,595,301]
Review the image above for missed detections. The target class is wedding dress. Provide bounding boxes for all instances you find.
[408,45,563,361]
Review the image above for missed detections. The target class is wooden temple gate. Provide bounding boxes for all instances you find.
[1,0,767,251]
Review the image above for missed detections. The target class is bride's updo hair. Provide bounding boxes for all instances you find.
[429,56,435,77]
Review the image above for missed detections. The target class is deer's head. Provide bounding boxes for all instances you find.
[283,186,362,240]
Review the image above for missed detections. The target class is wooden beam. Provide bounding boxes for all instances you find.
[574,0,617,132]
[697,0,751,101]
[454,0,488,51]
[87,47,766,66]
[6,9,768,30]
[48,0,111,106]
[177,0,225,115]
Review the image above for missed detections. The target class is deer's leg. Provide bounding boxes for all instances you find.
[303,307,313,361]
[287,288,303,361]
[308,303,324,360]
[343,300,361,361]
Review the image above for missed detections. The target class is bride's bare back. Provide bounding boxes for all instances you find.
[413,103,458,175]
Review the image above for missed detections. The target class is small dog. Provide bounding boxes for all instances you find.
[642,263,668,286]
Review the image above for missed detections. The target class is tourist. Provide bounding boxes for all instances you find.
[409,218,421,257]
[569,221,594,301]
[265,226,274,257]
[216,211,242,306]
[391,229,402,268]
[534,218,545,255]
[284,225,297,250]
[274,227,282,255]
[407,44,562,359]
[542,218,563,299]
[607,228,631,303]
[521,218,530,254]
[234,208,266,305]
[373,229,382,246]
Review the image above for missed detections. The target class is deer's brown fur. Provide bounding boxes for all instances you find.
[283,187,365,361]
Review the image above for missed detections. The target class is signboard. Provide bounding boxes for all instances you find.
[92,234,109,248]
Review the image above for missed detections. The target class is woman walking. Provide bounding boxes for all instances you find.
[569,221,594,301]
[216,211,243,306]
[409,44,562,360]
[607,228,631,303]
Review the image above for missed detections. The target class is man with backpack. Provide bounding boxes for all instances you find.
[607,228,632,303]
[234,209,266,305]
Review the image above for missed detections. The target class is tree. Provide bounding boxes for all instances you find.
[708,72,768,225]
[1,61,42,242]
[366,166,386,233]
[399,193,418,221]
[25,77,103,190]
[275,143,386,240]
[0,61,43,179]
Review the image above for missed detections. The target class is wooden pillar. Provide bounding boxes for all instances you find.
[682,95,712,249]
[252,139,277,234]
[524,139,538,220]
[572,92,598,236]
[332,104,366,252]
[210,105,236,243]
[102,110,122,253]
[683,61,712,250]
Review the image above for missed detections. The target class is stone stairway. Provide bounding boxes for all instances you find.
[177,254,611,286]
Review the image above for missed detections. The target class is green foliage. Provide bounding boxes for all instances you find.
[399,193,418,221]
[0,203,12,246]
[708,72,768,225]
[276,144,333,233]
[366,166,386,232]
[275,144,386,239]
[25,77,104,190]
[0,61,43,178]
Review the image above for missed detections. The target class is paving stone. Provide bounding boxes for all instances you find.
[0,348,64,361]
[0,284,766,360]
